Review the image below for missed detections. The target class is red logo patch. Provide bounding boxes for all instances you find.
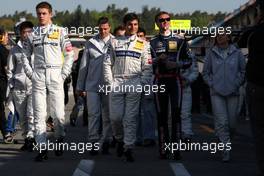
[65,43,72,52]
[148,58,153,64]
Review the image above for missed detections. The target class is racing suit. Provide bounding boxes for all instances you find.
[6,40,34,139]
[103,35,152,150]
[150,32,192,158]
[76,34,114,146]
[22,24,74,144]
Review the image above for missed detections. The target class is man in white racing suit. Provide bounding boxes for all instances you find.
[21,2,74,161]
[104,13,152,162]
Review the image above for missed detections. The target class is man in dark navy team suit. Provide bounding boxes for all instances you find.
[150,11,192,160]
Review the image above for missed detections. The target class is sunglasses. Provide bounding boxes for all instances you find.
[158,17,171,23]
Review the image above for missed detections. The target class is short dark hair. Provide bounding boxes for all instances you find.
[155,11,170,23]
[137,27,146,36]
[36,1,52,13]
[257,0,264,12]
[97,16,110,26]
[123,13,139,25]
[0,26,6,36]
[113,25,125,35]
[214,33,232,45]
[19,21,34,32]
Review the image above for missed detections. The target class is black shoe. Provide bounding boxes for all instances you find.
[172,151,182,161]
[89,142,99,156]
[20,138,29,151]
[27,138,36,152]
[134,141,143,147]
[35,150,48,162]
[102,142,110,155]
[89,143,99,156]
[124,149,134,162]
[89,150,99,156]
[46,117,54,132]
[110,136,117,148]
[54,137,64,156]
[116,142,124,157]
[159,153,168,160]
[70,118,76,127]
[159,148,171,160]
[143,139,156,147]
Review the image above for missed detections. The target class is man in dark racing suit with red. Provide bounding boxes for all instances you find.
[150,11,192,160]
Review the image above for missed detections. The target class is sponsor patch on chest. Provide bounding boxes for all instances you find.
[168,41,177,52]
[134,40,144,50]
[48,30,60,39]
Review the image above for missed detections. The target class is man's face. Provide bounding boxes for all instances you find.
[0,32,8,45]
[37,8,52,26]
[216,33,229,46]
[157,14,171,31]
[20,27,32,41]
[137,32,146,41]
[99,23,111,39]
[125,19,139,35]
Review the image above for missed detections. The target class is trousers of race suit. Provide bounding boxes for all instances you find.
[136,93,156,143]
[32,68,65,144]
[86,92,112,144]
[154,77,182,155]
[211,93,239,145]
[181,86,194,138]
[109,77,141,150]
[11,90,34,139]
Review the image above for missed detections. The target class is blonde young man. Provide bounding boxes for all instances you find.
[22,2,74,161]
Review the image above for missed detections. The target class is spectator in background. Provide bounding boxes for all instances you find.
[202,32,246,162]
[0,27,10,143]
[135,27,156,147]
[70,49,88,127]
[246,0,264,175]
[6,21,35,151]
[181,52,198,142]
[113,25,126,37]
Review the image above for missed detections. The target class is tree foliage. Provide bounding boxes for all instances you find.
[0,4,227,35]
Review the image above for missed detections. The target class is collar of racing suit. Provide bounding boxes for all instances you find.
[127,34,137,42]
[160,30,172,37]
[17,40,23,49]
[33,23,53,36]
[40,23,52,33]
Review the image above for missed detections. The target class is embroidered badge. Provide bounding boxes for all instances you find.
[134,40,144,50]
[168,41,177,52]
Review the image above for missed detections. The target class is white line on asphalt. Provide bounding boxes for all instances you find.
[170,163,191,176]
[72,160,94,176]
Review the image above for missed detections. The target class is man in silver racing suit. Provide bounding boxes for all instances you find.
[104,13,152,162]
[21,2,74,161]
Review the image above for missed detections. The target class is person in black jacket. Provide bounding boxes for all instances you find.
[69,49,88,126]
[246,0,264,175]
[0,27,9,142]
